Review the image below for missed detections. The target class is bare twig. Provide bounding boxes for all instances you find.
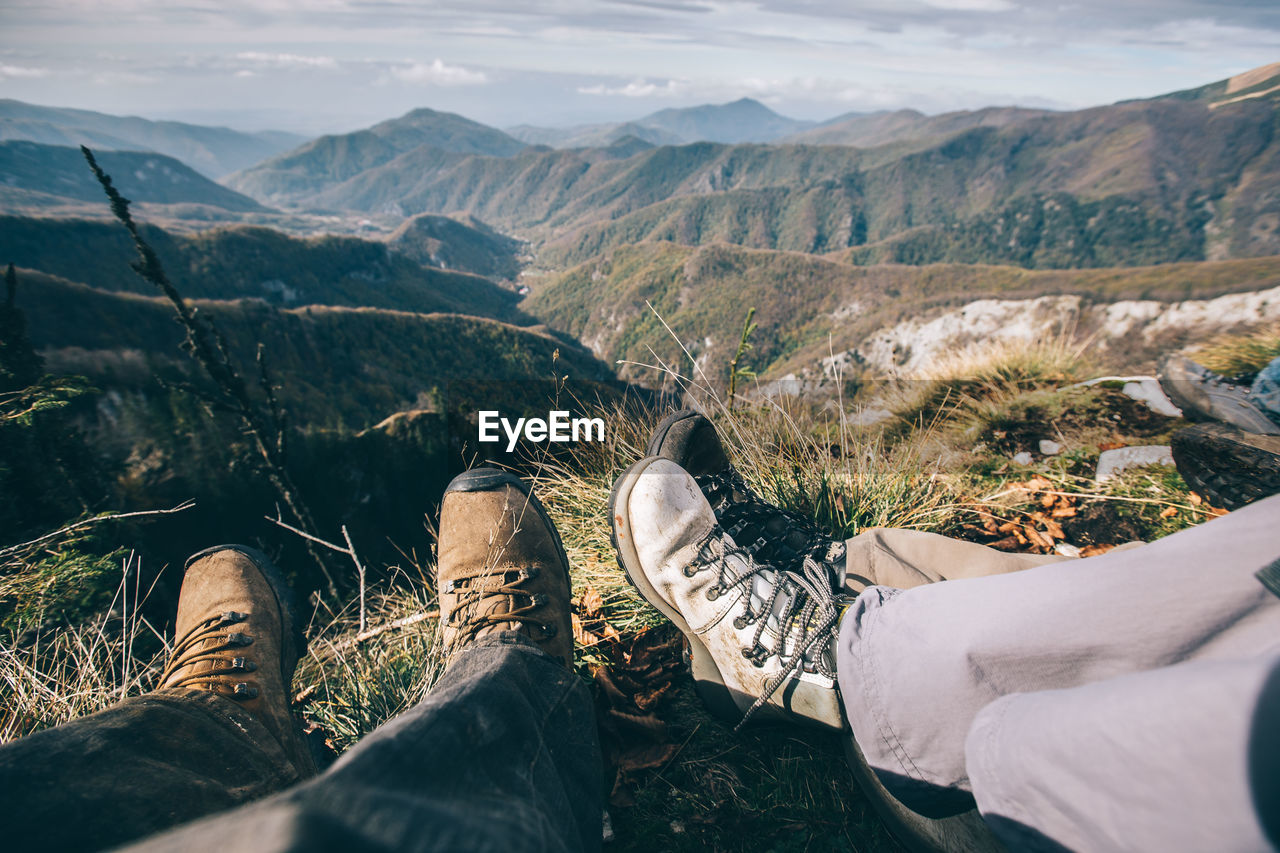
[342,526,367,633]
[323,609,440,655]
[0,502,195,561]
[265,514,369,616]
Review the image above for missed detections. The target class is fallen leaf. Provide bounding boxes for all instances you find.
[1080,544,1116,558]
[616,742,678,773]
[1023,525,1053,550]
[591,665,630,706]
[572,614,600,647]
[1159,506,1178,519]
[1188,492,1203,506]
[1099,441,1126,451]
[579,585,605,618]
[634,682,675,711]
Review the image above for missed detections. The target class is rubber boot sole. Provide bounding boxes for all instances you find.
[1171,423,1280,510]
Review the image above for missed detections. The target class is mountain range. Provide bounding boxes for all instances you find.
[0,141,269,214]
[222,63,1280,271]
[0,99,305,179]
[507,98,817,149]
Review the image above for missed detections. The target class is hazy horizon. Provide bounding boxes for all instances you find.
[2,1,1279,136]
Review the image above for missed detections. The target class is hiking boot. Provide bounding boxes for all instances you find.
[1171,423,1280,510]
[437,468,573,666]
[1157,355,1280,435]
[610,456,846,731]
[647,410,844,574]
[158,545,315,776]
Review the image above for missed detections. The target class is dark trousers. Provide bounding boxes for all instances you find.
[0,633,603,853]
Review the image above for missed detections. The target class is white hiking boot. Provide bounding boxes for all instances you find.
[610,457,847,731]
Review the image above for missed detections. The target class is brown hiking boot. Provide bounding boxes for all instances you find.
[437,468,574,666]
[158,545,315,776]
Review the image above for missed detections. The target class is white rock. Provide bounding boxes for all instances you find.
[1122,379,1183,417]
[1013,451,1034,466]
[1096,446,1175,482]
[1039,439,1063,455]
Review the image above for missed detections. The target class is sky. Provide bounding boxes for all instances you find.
[1,1,1279,135]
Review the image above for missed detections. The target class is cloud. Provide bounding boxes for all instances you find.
[0,64,50,79]
[389,59,488,85]
[578,78,686,97]
[235,52,338,69]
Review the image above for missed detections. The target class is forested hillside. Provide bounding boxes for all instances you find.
[527,241,1280,385]
[0,216,520,319]
[0,141,269,212]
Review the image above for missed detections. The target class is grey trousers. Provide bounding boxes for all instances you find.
[836,493,1280,851]
[0,633,601,853]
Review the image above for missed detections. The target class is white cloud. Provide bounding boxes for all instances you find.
[235,52,338,69]
[921,0,1016,11]
[578,78,686,97]
[0,64,50,79]
[389,59,487,85]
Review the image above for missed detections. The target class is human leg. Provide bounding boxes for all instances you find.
[125,469,603,853]
[0,546,316,852]
[837,492,1280,810]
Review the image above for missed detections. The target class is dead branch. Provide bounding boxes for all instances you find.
[0,501,195,561]
[266,514,368,628]
[324,609,439,655]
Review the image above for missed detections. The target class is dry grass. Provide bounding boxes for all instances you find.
[0,552,168,743]
[1191,324,1280,380]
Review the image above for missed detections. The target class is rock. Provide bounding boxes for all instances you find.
[1039,439,1063,455]
[1121,379,1183,418]
[1013,451,1034,466]
[1054,542,1082,558]
[1066,375,1183,417]
[1096,445,1175,482]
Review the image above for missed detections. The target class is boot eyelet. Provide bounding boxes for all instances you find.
[524,566,541,579]
[219,611,247,625]
[231,657,258,672]
[683,565,697,578]
[705,586,721,601]
[232,682,259,699]
[226,632,253,646]
[733,615,748,629]
[541,623,558,638]
[529,593,548,607]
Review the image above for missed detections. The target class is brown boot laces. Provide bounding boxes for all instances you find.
[159,611,261,700]
[444,565,556,642]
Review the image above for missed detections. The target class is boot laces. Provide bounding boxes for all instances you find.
[695,469,836,567]
[444,565,556,642]
[159,611,260,699]
[687,527,842,730]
